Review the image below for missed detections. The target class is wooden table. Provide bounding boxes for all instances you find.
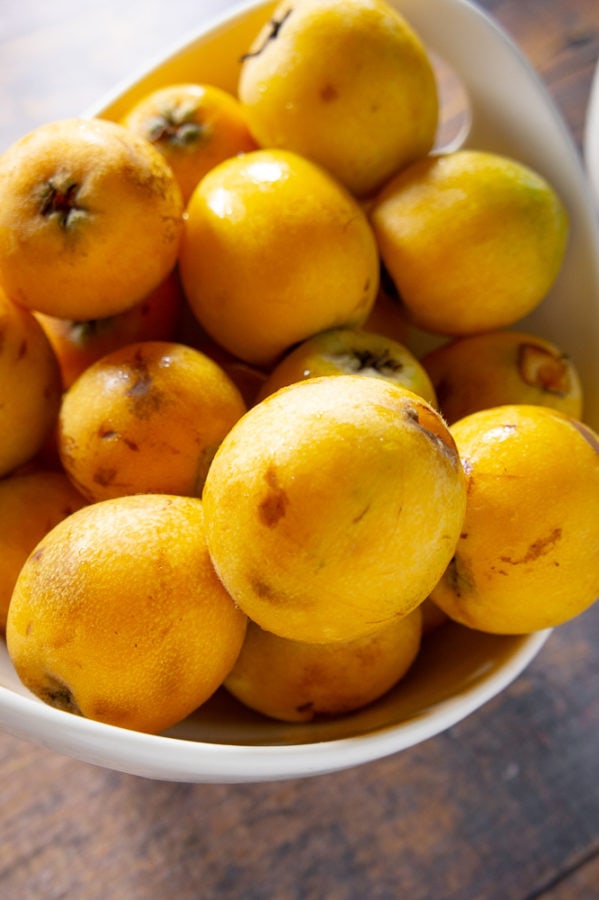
[1,1,598,897]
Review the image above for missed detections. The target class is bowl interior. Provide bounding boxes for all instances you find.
[1,0,597,782]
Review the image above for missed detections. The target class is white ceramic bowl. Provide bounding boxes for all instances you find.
[584,57,599,209]
[1,0,597,783]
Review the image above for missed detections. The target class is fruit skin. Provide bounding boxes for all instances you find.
[179,148,379,367]
[370,150,568,335]
[0,117,184,320]
[0,468,87,632]
[224,607,422,723]
[0,291,62,477]
[121,82,257,204]
[6,494,247,734]
[58,340,247,502]
[203,375,467,644]
[256,327,438,407]
[421,330,583,424]
[35,269,184,389]
[429,405,599,634]
[238,0,438,198]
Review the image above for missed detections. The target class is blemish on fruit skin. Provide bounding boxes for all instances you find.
[127,351,153,398]
[98,426,118,441]
[517,342,571,395]
[404,401,459,464]
[347,347,403,376]
[240,8,293,61]
[258,465,289,527]
[93,466,118,487]
[320,84,339,103]
[125,349,164,419]
[249,573,279,602]
[352,504,371,524]
[97,426,139,452]
[30,546,45,563]
[500,527,562,565]
[41,675,81,716]
[462,460,476,494]
[444,553,473,598]
[161,214,183,244]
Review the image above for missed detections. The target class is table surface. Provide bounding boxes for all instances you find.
[1,1,599,898]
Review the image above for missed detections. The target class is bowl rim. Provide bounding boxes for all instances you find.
[584,58,599,209]
[0,629,550,782]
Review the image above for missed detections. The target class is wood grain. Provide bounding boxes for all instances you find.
[1,2,598,898]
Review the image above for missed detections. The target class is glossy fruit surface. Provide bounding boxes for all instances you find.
[179,148,379,367]
[238,0,438,197]
[203,375,466,643]
[58,340,246,501]
[430,405,599,633]
[371,150,568,335]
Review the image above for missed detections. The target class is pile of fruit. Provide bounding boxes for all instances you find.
[1,0,598,734]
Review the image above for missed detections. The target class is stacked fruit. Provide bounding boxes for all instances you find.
[0,0,598,733]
